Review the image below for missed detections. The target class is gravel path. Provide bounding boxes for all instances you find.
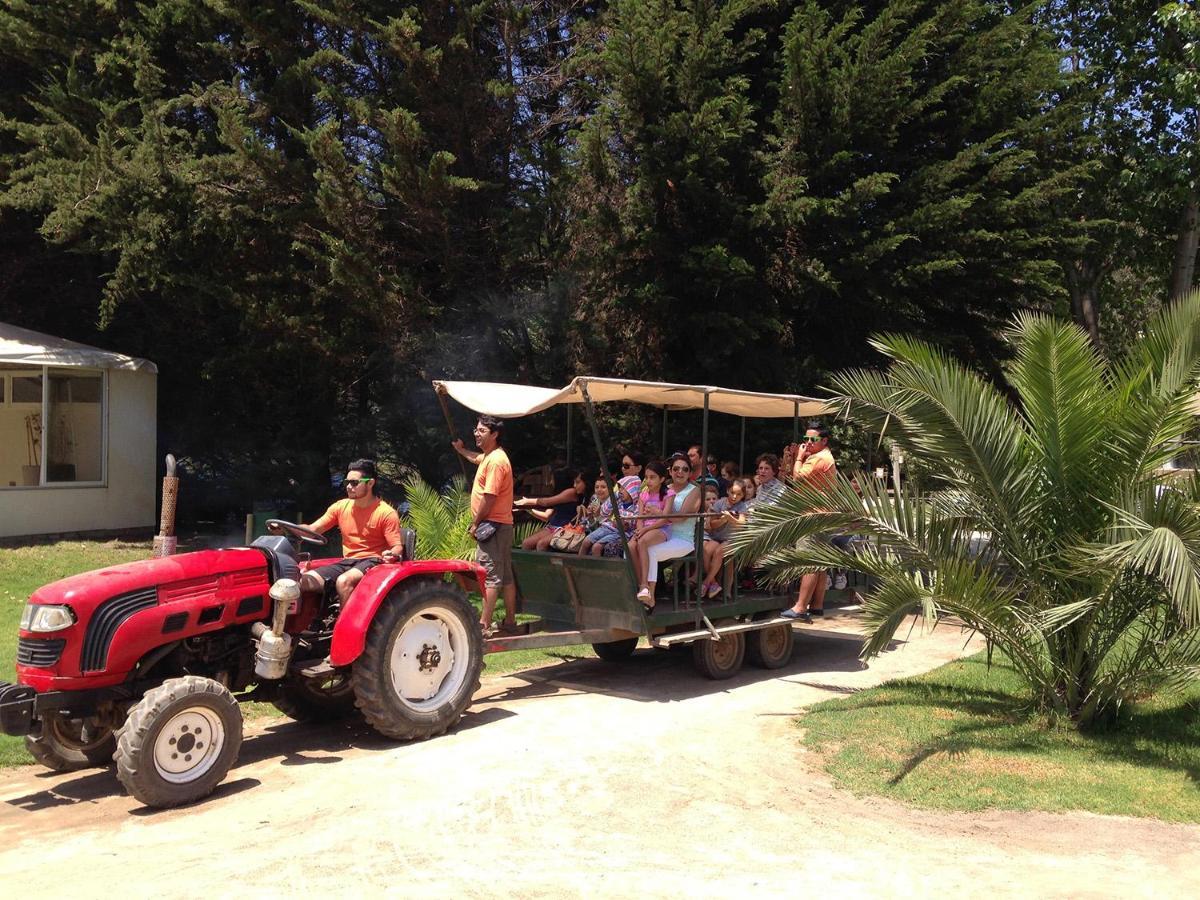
[1,613,1196,897]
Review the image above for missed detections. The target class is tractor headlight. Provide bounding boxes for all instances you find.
[19,604,76,633]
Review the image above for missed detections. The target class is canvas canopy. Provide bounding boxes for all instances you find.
[0,321,158,373]
[433,377,832,419]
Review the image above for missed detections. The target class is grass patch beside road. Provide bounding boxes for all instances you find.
[800,652,1200,823]
[0,539,604,768]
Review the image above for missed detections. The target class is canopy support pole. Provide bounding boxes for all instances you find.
[566,405,573,466]
[661,408,668,458]
[696,392,710,613]
[435,385,468,478]
[792,400,800,444]
[580,383,639,592]
[739,416,746,474]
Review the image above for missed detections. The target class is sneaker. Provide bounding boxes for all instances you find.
[497,619,522,635]
[706,582,722,599]
[636,587,651,602]
[810,608,824,617]
[833,572,848,590]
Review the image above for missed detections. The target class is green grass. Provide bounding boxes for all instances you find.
[800,652,1200,823]
[0,539,602,768]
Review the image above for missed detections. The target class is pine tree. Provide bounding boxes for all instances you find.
[759,0,1087,375]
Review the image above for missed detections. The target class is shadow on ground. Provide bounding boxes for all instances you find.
[1,623,886,816]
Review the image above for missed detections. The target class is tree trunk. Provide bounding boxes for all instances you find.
[1170,196,1199,300]
[1065,259,1102,348]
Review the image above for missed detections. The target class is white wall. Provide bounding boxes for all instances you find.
[0,369,157,538]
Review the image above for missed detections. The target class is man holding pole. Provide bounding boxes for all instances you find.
[452,415,517,636]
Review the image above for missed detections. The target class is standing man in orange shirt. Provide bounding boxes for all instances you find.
[781,424,839,623]
[300,458,405,604]
[452,415,516,636]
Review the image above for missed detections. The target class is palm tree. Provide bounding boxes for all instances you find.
[401,473,539,564]
[402,474,478,562]
[732,290,1200,728]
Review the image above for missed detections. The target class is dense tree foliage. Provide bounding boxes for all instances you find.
[0,0,1194,514]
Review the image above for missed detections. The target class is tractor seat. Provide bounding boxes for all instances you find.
[400,527,417,562]
[249,535,301,583]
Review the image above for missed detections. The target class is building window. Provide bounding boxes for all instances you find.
[1,367,106,487]
[46,372,104,482]
[12,374,42,403]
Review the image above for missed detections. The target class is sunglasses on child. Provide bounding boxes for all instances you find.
[344,477,373,487]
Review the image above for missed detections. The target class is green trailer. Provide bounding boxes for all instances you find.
[434,377,831,680]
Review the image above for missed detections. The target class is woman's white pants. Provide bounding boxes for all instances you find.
[647,536,694,583]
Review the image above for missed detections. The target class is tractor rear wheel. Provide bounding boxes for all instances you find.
[272,671,357,722]
[25,715,117,771]
[115,675,242,809]
[353,578,483,741]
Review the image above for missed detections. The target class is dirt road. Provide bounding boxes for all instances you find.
[1,615,1197,897]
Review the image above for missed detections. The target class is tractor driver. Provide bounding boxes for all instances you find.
[299,458,405,605]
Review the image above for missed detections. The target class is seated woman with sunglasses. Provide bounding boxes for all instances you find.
[629,453,702,609]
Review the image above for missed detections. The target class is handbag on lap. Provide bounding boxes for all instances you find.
[549,516,587,553]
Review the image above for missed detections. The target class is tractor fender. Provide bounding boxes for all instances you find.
[328,560,487,666]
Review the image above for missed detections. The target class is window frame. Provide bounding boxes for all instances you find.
[1,365,108,489]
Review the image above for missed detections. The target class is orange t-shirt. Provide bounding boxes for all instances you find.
[310,498,403,558]
[795,447,837,494]
[471,448,514,525]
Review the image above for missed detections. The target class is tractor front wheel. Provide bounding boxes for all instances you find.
[115,675,242,809]
[352,579,483,741]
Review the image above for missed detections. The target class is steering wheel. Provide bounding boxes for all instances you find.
[265,519,328,546]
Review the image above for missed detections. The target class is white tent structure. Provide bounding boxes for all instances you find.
[0,322,157,539]
[433,377,832,418]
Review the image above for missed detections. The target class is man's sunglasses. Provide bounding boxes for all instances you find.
[344,478,373,488]
[801,436,823,443]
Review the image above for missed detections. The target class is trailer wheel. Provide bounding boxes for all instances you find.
[272,671,357,721]
[746,623,794,669]
[352,578,483,741]
[592,637,638,661]
[692,631,745,680]
[25,715,117,771]
[115,675,242,809]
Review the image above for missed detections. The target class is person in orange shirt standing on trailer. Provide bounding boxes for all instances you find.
[781,424,839,623]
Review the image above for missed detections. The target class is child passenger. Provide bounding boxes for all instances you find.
[701,478,749,598]
[579,475,641,556]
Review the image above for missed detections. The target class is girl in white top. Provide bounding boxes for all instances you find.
[634,453,701,609]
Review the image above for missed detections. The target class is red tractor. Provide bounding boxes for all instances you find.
[0,521,485,808]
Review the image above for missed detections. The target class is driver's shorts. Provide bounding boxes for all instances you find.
[476,523,515,588]
[313,556,383,583]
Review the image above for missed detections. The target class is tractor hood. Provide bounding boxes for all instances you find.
[27,548,269,616]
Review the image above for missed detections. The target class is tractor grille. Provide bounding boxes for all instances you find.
[16,637,66,668]
[80,587,158,672]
